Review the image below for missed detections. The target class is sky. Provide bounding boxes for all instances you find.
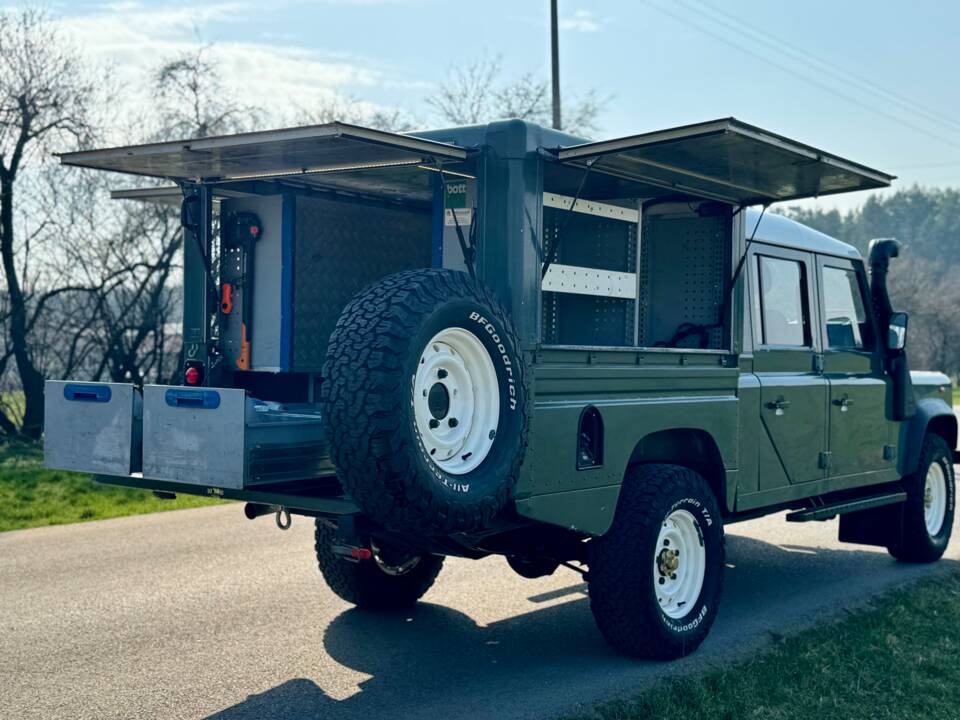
[15,0,960,212]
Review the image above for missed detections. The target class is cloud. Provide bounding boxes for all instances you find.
[560,9,605,33]
[53,1,408,139]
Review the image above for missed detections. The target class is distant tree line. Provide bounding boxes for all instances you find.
[784,187,960,377]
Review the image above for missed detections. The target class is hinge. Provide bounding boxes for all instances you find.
[818,451,832,470]
[883,444,897,461]
[812,354,824,373]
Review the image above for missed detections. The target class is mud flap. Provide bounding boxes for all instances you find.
[838,502,905,548]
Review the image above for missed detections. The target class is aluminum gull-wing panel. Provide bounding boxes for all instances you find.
[553,118,894,205]
[57,122,467,182]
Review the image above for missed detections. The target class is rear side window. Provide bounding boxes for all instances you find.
[757,256,809,347]
[822,266,869,350]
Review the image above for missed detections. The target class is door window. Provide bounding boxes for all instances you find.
[757,256,809,347]
[822,266,869,350]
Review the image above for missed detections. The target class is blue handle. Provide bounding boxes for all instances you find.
[63,384,111,403]
[165,388,221,409]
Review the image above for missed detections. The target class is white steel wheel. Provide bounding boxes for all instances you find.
[923,460,948,536]
[413,327,499,476]
[654,509,707,620]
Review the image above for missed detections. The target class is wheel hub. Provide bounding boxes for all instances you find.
[657,548,680,576]
[427,382,451,420]
[413,328,500,476]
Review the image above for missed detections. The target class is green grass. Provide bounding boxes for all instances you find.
[575,571,960,720]
[0,441,226,532]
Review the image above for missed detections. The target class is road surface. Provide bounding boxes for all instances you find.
[2,501,958,720]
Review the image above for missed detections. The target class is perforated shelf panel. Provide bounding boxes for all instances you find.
[638,213,728,349]
[541,203,638,346]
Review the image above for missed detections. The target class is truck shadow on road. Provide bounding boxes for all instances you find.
[205,533,958,720]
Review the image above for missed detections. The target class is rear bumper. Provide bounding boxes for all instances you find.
[94,473,359,516]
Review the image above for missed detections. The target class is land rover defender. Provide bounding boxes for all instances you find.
[44,118,957,659]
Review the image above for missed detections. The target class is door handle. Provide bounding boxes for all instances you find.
[765,398,791,416]
[832,397,855,412]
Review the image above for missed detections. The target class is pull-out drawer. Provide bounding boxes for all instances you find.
[142,385,329,489]
[44,381,142,475]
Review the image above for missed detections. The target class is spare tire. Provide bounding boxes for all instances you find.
[322,269,529,534]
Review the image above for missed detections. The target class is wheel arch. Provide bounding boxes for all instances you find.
[898,397,958,476]
[627,428,728,511]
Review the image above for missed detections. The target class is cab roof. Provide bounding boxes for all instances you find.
[747,208,861,260]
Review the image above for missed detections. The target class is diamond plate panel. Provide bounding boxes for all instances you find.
[292,196,432,371]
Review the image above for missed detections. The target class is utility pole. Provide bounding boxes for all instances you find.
[550,0,561,130]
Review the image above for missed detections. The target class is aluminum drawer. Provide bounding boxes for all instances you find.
[44,381,142,475]
[142,385,329,489]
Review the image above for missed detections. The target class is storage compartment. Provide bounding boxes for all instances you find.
[638,206,731,349]
[541,193,640,346]
[217,193,434,374]
[142,385,329,489]
[538,184,732,350]
[43,381,142,475]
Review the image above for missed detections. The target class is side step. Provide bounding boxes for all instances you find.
[786,490,907,522]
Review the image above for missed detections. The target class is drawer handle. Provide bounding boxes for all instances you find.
[63,384,112,403]
[165,389,221,409]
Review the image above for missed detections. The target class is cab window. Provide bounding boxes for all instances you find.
[822,265,870,350]
[757,255,809,347]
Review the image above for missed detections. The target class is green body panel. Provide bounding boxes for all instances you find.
[754,350,829,485]
[823,350,897,477]
[514,349,740,535]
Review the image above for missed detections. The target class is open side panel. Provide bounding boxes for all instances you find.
[554,118,894,205]
[58,122,466,184]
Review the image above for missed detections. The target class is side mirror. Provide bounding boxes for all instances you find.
[887,312,908,351]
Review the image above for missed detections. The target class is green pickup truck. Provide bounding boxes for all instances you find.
[45,118,956,660]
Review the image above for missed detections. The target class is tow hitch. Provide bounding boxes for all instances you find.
[243,502,292,530]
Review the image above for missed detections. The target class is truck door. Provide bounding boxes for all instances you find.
[817,257,897,478]
[751,248,828,486]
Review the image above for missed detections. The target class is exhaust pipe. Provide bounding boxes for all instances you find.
[243,503,276,520]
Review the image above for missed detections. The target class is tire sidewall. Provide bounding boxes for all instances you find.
[651,493,723,639]
[399,298,526,503]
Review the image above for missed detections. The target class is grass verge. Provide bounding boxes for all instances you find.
[0,441,226,532]
[575,570,960,720]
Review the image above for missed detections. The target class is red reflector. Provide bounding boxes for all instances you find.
[351,547,373,560]
[185,367,201,385]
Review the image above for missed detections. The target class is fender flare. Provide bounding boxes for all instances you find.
[897,397,957,476]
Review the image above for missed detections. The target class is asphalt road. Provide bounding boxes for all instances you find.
[2,500,958,720]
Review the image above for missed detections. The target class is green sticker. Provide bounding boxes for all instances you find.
[445,182,468,209]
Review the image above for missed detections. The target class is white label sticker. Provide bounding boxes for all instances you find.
[444,208,473,227]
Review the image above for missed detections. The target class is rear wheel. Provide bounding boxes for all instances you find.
[314,521,444,609]
[888,434,955,563]
[588,464,724,660]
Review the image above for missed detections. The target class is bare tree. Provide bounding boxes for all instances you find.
[0,8,96,437]
[888,257,960,377]
[290,95,418,133]
[152,46,260,139]
[427,56,604,136]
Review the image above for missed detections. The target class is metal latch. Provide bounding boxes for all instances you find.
[832,396,855,412]
[765,398,791,416]
[818,451,832,470]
